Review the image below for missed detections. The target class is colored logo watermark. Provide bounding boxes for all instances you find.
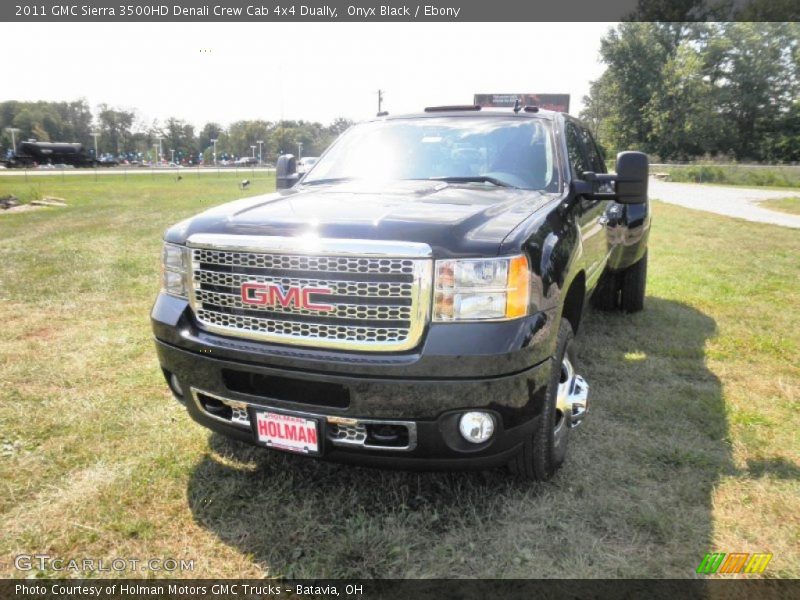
[696,552,772,574]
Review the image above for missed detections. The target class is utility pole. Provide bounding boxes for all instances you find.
[170,149,175,164]
[250,145,256,158]
[210,138,218,166]
[5,127,21,154]
[256,140,264,165]
[297,141,303,159]
[377,89,384,113]
[156,137,163,164]
[90,131,100,158]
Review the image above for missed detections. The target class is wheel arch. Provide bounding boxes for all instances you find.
[560,270,586,334]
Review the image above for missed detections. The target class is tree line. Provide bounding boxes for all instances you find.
[0,100,353,163]
[580,22,800,163]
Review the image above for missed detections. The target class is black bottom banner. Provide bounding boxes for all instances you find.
[2,579,798,600]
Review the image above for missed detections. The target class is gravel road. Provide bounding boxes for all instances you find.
[649,180,800,228]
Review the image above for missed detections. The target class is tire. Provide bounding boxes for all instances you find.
[509,318,575,481]
[591,268,620,310]
[620,250,647,313]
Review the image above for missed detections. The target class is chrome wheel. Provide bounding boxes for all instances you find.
[508,318,588,481]
[555,356,590,441]
[554,356,574,447]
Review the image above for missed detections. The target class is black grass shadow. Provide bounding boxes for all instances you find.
[745,457,800,480]
[187,297,732,578]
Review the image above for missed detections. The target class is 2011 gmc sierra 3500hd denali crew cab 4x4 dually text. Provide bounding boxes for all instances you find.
[152,105,650,480]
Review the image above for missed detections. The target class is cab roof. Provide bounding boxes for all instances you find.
[370,105,562,122]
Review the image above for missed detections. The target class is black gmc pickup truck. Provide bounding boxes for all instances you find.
[152,106,650,480]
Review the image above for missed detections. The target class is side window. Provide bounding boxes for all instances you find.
[579,128,606,173]
[565,123,591,180]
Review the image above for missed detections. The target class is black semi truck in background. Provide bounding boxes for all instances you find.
[1,141,105,168]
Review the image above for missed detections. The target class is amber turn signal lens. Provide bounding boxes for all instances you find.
[505,255,530,318]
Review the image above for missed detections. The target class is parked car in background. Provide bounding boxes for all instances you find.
[98,156,119,167]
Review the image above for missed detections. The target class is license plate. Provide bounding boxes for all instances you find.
[253,410,320,455]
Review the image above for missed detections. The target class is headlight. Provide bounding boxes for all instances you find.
[161,243,189,298]
[433,255,530,321]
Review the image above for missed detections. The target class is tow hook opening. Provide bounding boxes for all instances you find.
[327,419,416,450]
[201,397,231,419]
[365,423,409,447]
[194,391,251,428]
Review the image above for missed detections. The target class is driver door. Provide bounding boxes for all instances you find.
[564,122,610,288]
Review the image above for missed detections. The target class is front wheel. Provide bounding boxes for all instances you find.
[509,318,585,481]
[590,268,620,311]
[620,250,647,313]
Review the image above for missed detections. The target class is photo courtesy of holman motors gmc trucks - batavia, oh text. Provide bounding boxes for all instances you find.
[152,104,650,480]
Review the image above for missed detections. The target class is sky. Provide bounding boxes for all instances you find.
[2,22,613,127]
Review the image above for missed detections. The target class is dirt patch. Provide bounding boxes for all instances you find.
[22,326,58,341]
[0,203,47,214]
[32,197,68,207]
[1,195,68,214]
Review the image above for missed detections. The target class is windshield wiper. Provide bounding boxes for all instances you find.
[300,177,354,186]
[428,176,517,188]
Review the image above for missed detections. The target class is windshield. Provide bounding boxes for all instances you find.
[303,116,559,191]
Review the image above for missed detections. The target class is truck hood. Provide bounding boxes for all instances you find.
[166,179,554,257]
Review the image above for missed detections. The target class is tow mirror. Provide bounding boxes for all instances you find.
[614,151,648,204]
[276,154,300,189]
[572,151,649,206]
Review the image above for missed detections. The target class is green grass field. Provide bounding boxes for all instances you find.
[0,174,797,579]
[760,197,800,216]
[656,164,800,188]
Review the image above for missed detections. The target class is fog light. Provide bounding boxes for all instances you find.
[458,411,495,444]
[169,373,184,397]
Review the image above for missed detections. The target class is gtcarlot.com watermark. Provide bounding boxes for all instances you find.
[14,554,195,573]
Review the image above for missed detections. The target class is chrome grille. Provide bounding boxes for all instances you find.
[186,234,432,352]
[195,270,413,298]
[230,404,251,427]
[328,423,368,444]
[195,289,411,320]
[195,248,417,275]
[195,310,410,343]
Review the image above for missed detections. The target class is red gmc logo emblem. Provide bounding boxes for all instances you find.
[241,282,333,312]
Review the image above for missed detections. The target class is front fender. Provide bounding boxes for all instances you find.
[502,206,583,358]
